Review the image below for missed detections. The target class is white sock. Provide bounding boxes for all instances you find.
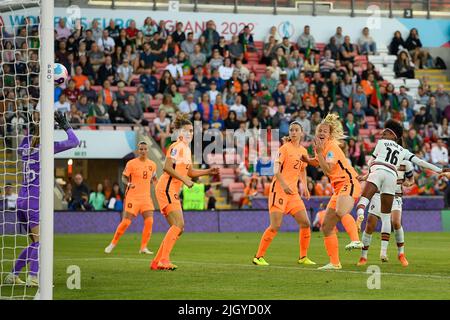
[380,213,391,257]
[394,227,405,255]
[356,197,370,217]
[361,231,372,259]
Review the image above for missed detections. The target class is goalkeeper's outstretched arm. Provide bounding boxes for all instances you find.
[54,111,79,154]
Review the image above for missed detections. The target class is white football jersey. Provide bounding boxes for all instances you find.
[370,139,416,176]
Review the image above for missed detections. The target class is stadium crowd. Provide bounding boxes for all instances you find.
[1,17,450,209]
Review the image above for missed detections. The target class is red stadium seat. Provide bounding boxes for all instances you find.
[359,129,371,137]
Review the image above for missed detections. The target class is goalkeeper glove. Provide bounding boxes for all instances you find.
[54,111,72,131]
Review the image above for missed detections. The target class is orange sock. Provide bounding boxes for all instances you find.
[256,228,277,258]
[324,234,340,265]
[140,217,153,251]
[341,214,360,242]
[160,225,182,262]
[299,228,311,258]
[111,218,132,245]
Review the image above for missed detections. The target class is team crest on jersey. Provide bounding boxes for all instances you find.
[171,148,177,157]
[326,151,334,161]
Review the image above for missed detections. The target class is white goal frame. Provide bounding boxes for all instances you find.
[0,0,54,300]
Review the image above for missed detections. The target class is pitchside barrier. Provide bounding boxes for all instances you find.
[1,196,448,234]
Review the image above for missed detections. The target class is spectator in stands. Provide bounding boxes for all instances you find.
[198,92,214,122]
[352,100,367,129]
[406,128,422,153]
[181,32,195,57]
[72,65,89,90]
[115,28,132,51]
[89,183,106,211]
[76,94,91,115]
[344,112,359,138]
[159,94,178,119]
[266,26,282,43]
[69,173,91,211]
[358,27,377,55]
[171,22,186,44]
[107,182,124,212]
[55,41,70,69]
[348,138,365,168]
[427,96,441,124]
[97,29,115,55]
[339,35,358,64]
[239,25,255,52]
[319,49,336,78]
[241,178,258,209]
[389,30,406,56]
[296,108,311,137]
[262,35,278,65]
[64,80,81,104]
[115,82,130,106]
[78,55,96,83]
[303,83,318,107]
[99,80,115,107]
[68,103,84,126]
[431,139,449,166]
[272,83,286,106]
[438,118,450,142]
[314,176,333,197]
[123,95,149,127]
[218,57,233,82]
[158,70,174,95]
[394,50,415,79]
[351,84,368,110]
[92,95,111,124]
[88,42,105,73]
[434,84,450,112]
[154,109,171,151]
[139,42,154,69]
[297,25,317,55]
[214,94,229,120]
[105,19,120,39]
[228,35,244,62]
[108,100,126,124]
[332,26,345,48]
[405,28,430,69]
[303,55,319,77]
[176,92,196,114]
[209,49,224,70]
[197,35,211,59]
[230,95,247,121]
[139,67,158,97]
[55,18,72,41]
[97,55,117,86]
[190,44,207,69]
[54,93,70,114]
[117,59,134,86]
[209,109,225,131]
[324,36,339,60]
[202,20,220,52]
[142,17,158,40]
[81,80,97,103]
[235,59,250,82]
[398,85,415,110]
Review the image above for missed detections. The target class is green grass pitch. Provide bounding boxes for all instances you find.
[1,232,450,299]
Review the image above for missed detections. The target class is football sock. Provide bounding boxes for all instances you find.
[140,217,154,251]
[111,218,132,245]
[356,197,370,217]
[299,227,311,258]
[29,242,40,277]
[256,228,277,258]
[361,231,372,259]
[324,234,340,265]
[160,225,182,262]
[394,227,405,255]
[380,213,391,257]
[341,214,360,242]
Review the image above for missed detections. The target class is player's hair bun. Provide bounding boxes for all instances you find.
[321,113,346,140]
[174,113,192,129]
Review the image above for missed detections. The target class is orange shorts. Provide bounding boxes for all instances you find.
[327,180,361,210]
[124,198,154,216]
[268,189,306,215]
[155,187,182,216]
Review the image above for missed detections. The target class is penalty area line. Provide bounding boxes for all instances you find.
[55,257,450,280]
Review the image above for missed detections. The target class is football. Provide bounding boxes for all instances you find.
[54,63,68,86]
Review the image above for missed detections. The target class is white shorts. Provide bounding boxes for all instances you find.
[368,193,403,218]
[366,169,397,195]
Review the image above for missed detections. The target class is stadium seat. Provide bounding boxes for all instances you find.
[359,128,371,137]
[207,153,224,166]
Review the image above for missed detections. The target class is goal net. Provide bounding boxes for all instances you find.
[0,0,53,300]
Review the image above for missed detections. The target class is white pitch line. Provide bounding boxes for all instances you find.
[55,257,450,280]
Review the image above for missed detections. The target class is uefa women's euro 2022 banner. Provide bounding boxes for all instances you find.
[1,8,449,48]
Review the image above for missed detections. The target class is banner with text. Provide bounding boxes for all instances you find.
[54,130,136,159]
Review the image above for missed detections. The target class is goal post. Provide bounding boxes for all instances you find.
[0,0,53,300]
[39,0,54,301]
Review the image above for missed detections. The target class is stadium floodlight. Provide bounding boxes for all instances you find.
[0,0,54,300]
